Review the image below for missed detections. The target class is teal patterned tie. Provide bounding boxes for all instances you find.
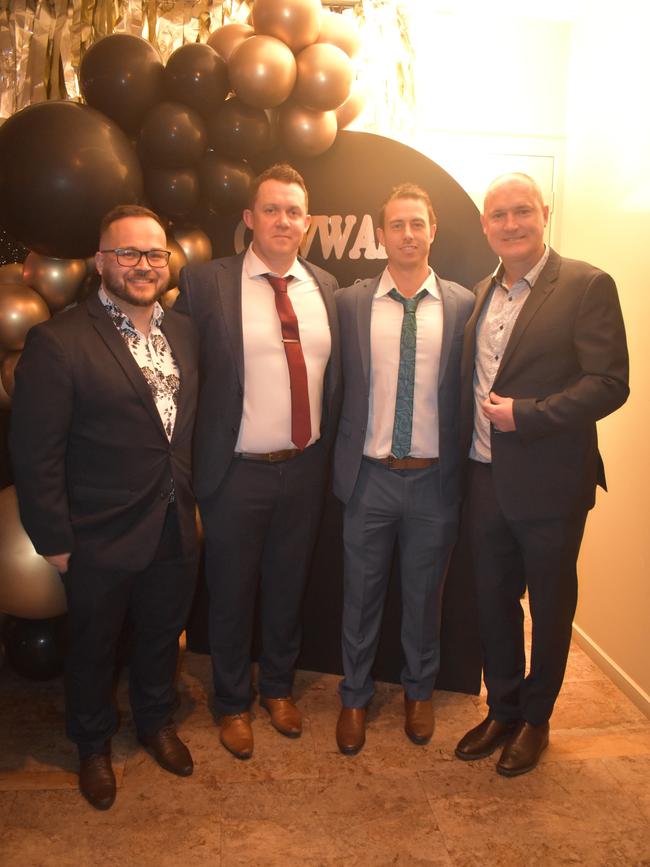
[388,287,428,459]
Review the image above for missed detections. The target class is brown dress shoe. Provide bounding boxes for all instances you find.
[455,717,519,761]
[336,707,366,756]
[220,711,253,760]
[260,696,302,738]
[496,720,549,777]
[139,724,193,776]
[79,753,116,810]
[404,697,434,745]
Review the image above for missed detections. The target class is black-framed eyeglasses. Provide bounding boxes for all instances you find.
[100,247,171,268]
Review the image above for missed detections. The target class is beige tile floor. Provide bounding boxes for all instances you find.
[1,628,649,867]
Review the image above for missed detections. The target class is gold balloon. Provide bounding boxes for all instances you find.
[253,0,321,53]
[208,22,255,62]
[0,370,10,409]
[0,486,67,619]
[166,237,189,291]
[172,227,213,265]
[0,284,50,352]
[0,350,21,398]
[0,263,25,283]
[317,11,361,58]
[22,252,87,312]
[294,43,354,112]
[336,79,367,129]
[229,36,297,109]
[160,287,180,310]
[279,103,338,157]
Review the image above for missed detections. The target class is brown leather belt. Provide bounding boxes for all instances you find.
[236,449,302,463]
[364,455,439,470]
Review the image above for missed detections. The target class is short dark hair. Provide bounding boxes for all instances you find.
[248,163,309,211]
[378,183,437,228]
[99,204,166,240]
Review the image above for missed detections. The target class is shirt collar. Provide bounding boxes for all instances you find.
[492,244,550,289]
[98,287,164,334]
[376,265,440,300]
[244,243,310,283]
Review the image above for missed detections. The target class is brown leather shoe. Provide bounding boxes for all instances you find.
[260,696,302,738]
[139,724,193,777]
[79,753,116,810]
[496,720,549,777]
[404,696,434,745]
[220,711,253,760]
[455,717,519,761]
[336,707,366,756]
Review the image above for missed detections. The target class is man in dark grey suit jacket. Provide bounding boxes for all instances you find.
[455,173,629,776]
[176,164,341,760]
[11,205,199,810]
[333,183,474,755]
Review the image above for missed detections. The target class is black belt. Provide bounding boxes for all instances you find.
[235,449,303,463]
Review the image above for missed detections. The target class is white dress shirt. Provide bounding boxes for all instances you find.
[236,245,331,452]
[363,267,443,459]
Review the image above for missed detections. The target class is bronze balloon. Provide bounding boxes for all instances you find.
[0,486,67,619]
[252,0,321,53]
[171,227,213,265]
[336,79,367,129]
[166,238,188,291]
[160,287,180,309]
[317,11,362,58]
[0,263,24,283]
[207,97,271,160]
[294,43,354,112]
[0,284,50,351]
[279,103,338,157]
[0,350,20,397]
[0,370,10,409]
[22,252,87,312]
[228,36,297,109]
[208,22,255,62]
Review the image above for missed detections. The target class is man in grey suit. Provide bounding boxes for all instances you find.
[333,183,474,755]
[176,164,341,760]
[455,173,629,776]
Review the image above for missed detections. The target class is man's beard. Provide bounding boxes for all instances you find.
[103,269,167,307]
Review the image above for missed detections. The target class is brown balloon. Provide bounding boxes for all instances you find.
[317,11,361,58]
[253,0,321,53]
[199,154,255,216]
[0,486,67,619]
[207,97,272,160]
[0,263,24,283]
[166,238,188,291]
[22,252,87,312]
[336,79,367,129]
[229,36,297,109]
[171,227,213,265]
[144,167,200,221]
[207,22,255,62]
[0,284,50,351]
[138,102,207,169]
[0,369,10,409]
[0,350,20,397]
[294,43,354,112]
[279,103,338,157]
[164,43,229,118]
[160,287,180,310]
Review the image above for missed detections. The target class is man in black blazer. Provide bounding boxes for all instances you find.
[10,205,199,809]
[332,184,474,755]
[176,164,341,759]
[455,173,629,776]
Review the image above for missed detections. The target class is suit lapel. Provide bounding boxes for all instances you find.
[86,293,167,437]
[437,280,459,386]
[215,256,245,387]
[357,278,379,389]
[161,312,192,443]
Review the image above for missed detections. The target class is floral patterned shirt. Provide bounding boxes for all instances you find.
[98,288,180,440]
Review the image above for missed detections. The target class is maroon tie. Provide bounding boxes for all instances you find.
[264,274,312,450]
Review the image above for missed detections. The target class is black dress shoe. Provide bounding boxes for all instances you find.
[497,720,549,777]
[139,724,193,777]
[455,717,519,761]
[79,753,116,810]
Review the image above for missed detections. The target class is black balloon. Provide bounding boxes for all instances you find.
[0,101,143,259]
[138,102,207,168]
[80,34,165,133]
[144,167,200,220]
[4,615,66,681]
[165,44,229,118]
[207,97,271,160]
[199,154,255,216]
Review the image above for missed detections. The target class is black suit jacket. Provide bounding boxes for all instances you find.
[176,252,342,500]
[461,248,629,520]
[10,292,199,570]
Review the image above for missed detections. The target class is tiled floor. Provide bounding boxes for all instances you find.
[1,631,649,866]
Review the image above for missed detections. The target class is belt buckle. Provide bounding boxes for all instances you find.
[267,450,285,463]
